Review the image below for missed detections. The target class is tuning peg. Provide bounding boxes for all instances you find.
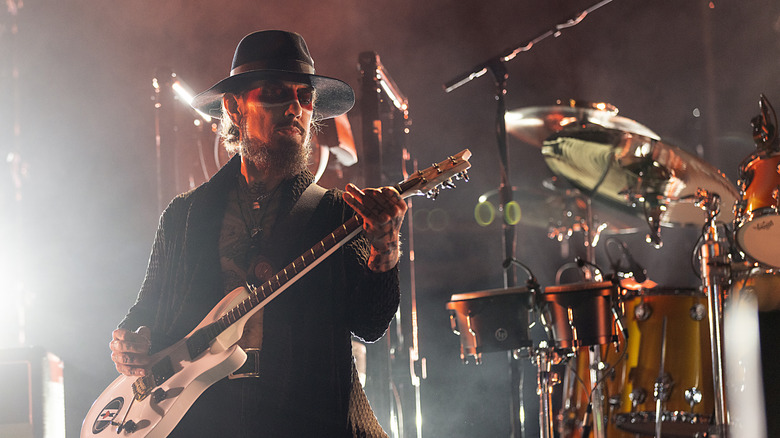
[442,178,457,189]
[454,171,469,182]
[426,187,441,199]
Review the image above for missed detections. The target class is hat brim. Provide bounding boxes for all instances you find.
[191,70,355,120]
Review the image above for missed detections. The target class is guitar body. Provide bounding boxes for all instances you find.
[81,286,255,438]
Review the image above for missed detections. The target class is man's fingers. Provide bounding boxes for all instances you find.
[110,338,149,353]
[111,351,150,366]
[115,363,146,377]
[110,326,152,377]
[110,327,151,354]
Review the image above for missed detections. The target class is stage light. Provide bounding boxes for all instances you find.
[170,76,212,123]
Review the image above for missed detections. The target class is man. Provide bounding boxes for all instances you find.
[108,30,406,437]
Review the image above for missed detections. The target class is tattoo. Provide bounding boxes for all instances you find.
[368,237,401,272]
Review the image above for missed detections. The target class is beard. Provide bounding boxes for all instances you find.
[237,121,312,179]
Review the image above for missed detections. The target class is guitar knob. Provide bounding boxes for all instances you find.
[152,388,167,403]
[123,420,137,433]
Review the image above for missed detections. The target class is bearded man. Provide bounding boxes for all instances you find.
[107,30,405,437]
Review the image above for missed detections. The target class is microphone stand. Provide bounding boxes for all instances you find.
[443,3,617,436]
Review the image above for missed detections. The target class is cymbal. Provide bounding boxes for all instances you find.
[477,182,642,234]
[505,101,660,147]
[541,127,739,226]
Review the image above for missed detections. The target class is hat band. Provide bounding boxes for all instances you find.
[230,60,315,76]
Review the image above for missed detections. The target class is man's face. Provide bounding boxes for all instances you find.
[231,80,316,176]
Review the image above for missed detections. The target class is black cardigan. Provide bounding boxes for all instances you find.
[119,155,400,434]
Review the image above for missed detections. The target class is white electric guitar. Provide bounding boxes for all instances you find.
[81,150,471,438]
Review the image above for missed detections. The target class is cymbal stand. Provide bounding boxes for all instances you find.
[533,341,561,438]
[582,196,607,438]
[696,189,729,436]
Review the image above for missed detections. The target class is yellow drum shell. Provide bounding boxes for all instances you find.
[613,288,713,436]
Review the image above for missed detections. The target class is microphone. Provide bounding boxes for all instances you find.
[502,257,540,291]
[753,94,778,150]
[501,258,512,269]
[624,252,647,283]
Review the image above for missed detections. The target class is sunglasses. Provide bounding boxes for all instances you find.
[250,81,315,110]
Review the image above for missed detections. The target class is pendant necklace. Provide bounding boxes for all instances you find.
[237,175,277,247]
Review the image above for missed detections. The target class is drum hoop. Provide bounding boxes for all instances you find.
[622,286,704,298]
[544,280,614,294]
[449,286,530,302]
[735,207,780,229]
[738,149,780,176]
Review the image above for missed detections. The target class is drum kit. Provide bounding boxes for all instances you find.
[447,97,779,437]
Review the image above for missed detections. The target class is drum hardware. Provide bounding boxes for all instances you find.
[684,387,703,411]
[630,387,647,406]
[751,93,778,151]
[534,341,564,438]
[653,316,670,437]
[698,190,730,437]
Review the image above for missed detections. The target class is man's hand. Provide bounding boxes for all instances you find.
[110,326,152,376]
[343,183,408,272]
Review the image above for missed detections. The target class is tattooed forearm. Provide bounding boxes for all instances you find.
[368,236,401,272]
[367,217,403,272]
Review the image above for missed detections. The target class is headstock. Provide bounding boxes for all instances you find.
[396,149,471,199]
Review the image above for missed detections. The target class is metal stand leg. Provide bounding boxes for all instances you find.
[534,343,558,438]
[697,191,729,436]
[588,347,607,438]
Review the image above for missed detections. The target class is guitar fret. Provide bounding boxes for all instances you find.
[206,324,218,340]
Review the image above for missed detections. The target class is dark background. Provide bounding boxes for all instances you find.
[1,1,778,437]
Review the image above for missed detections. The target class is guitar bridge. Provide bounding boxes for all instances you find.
[131,356,175,401]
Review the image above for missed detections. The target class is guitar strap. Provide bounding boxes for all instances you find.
[287,182,327,228]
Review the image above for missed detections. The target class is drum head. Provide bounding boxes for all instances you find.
[737,212,780,268]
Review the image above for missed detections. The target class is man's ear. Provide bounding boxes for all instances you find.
[222,93,242,125]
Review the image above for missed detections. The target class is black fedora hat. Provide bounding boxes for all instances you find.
[191,30,354,120]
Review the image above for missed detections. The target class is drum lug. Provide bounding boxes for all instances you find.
[608,394,622,410]
[629,387,647,407]
[653,372,673,402]
[634,301,652,322]
[689,303,707,321]
[685,386,703,410]
[774,186,780,210]
[734,200,746,219]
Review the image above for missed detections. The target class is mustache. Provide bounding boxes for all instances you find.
[275,121,305,133]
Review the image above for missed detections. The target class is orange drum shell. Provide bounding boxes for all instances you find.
[738,153,780,215]
[736,153,780,267]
